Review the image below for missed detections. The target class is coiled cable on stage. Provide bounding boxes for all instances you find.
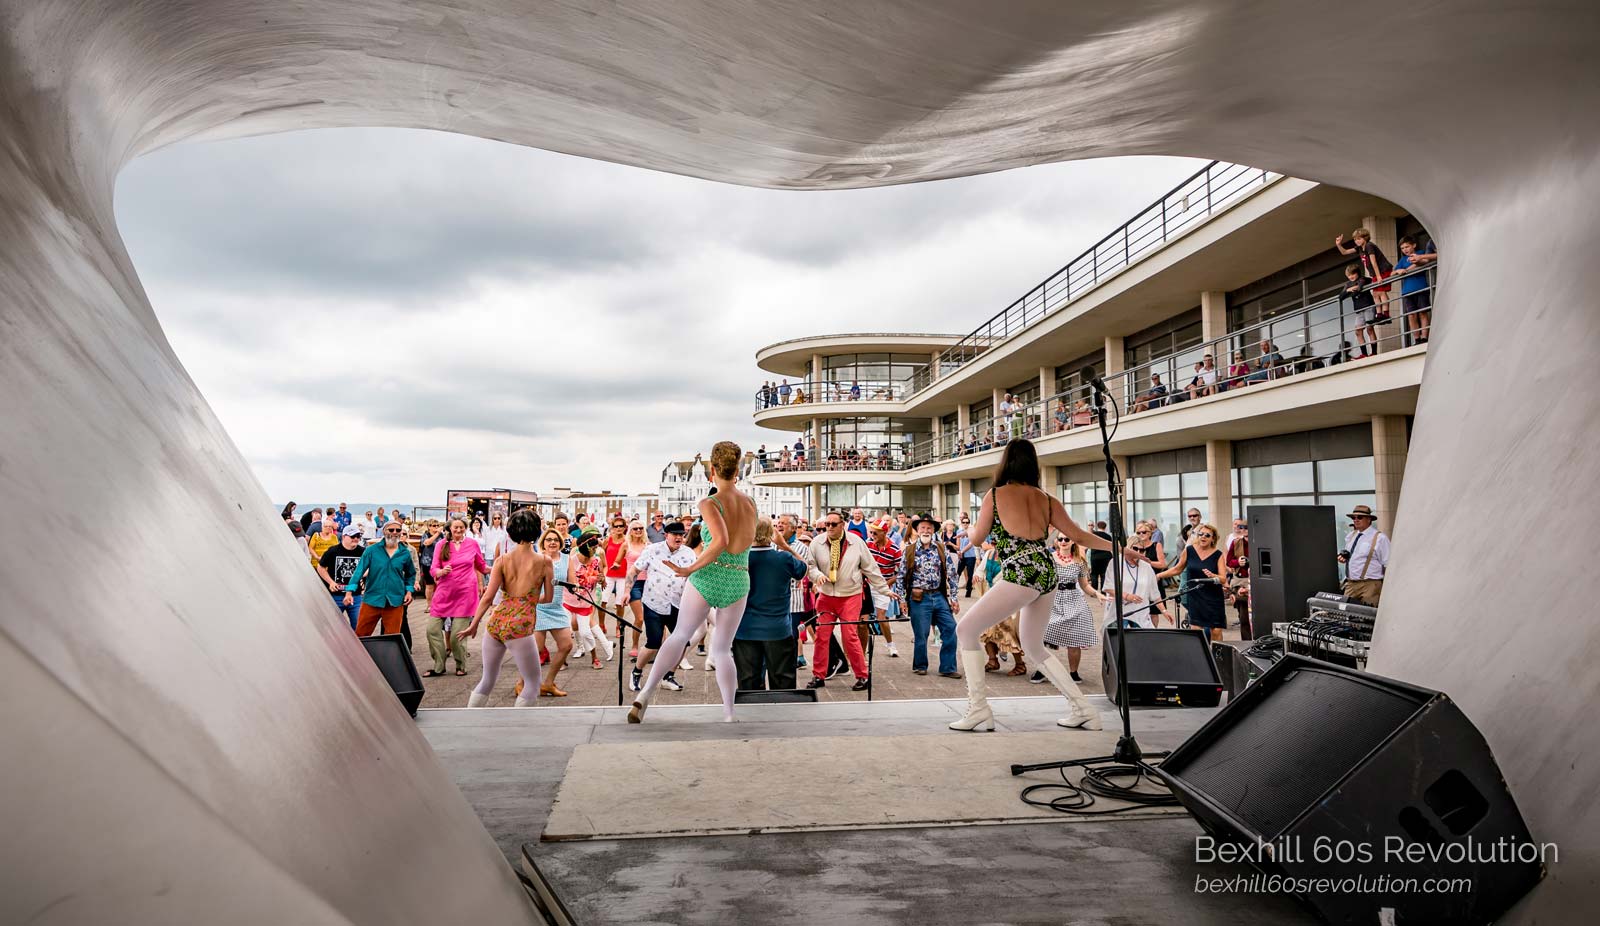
[1015,755,1179,815]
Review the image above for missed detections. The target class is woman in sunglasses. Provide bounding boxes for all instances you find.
[1157,522,1229,641]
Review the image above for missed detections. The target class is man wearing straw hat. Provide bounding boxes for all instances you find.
[1339,505,1390,606]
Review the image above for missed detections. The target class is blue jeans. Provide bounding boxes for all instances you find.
[333,592,361,630]
[908,593,958,674]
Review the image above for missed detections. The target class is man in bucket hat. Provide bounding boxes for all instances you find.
[1339,505,1390,606]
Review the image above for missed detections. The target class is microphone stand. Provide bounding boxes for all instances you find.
[801,612,912,702]
[1005,378,1176,802]
[559,582,643,707]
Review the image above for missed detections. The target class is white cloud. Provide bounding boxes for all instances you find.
[114,127,1204,505]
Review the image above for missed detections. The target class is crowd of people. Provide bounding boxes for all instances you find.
[281,432,1391,715]
[757,379,900,407]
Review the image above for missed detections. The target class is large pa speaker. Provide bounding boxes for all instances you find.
[1100,627,1222,707]
[1247,504,1339,630]
[1158,655,1543,924]
[361,633,425,716]
[1212,640,1276,701]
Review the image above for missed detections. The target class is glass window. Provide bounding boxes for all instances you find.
[1135,474,1181,499]
[825,484,855,508]
[1181,471,1209,498]
[1317,457,1374,492]
[1240,462,1314,496]
[1060,480,1109,529]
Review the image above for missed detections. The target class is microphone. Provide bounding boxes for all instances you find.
[556,580,581,592]
[1080,364,1107,398]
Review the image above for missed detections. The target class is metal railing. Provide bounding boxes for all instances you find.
[905,160,1283,395]
[754,379,907,411]
[752,269,1435,476]
[937,270,1435,460]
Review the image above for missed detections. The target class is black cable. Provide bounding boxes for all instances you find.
[1018,755,1179,815]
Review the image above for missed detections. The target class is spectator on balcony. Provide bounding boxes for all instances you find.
[1053,398,1070,433]
[759,381,771,408]
[1394,235,1434,347]
[995,420,1010,445]
[1134,373,1168,412]
[1293,347,1324,374]
[980,429,995,452]
[1249,339,1285,383]
[849,381,862,401]
[1191,354,1219,399]
[1072,399,1094,428]
[1337,263,1379,358]
[792,387,807,404]
[778,379,791,405]
[999,393,1017,422]
[877,445,891,468]
[1226,350,1250,390]
[1026,417,1041,439]
[1336,228,1394,325]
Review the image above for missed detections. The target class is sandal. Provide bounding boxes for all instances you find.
[592,658,604,670]
[1008,663,1028,677]
[454,668,467,677]
[423,670,445,678]
[984,657,1001,672]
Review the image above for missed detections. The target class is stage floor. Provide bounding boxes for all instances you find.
[418,697,1317,924]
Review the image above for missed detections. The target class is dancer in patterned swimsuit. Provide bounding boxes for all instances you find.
[460,509,553,708]
[949,439,1113,733]
[630,441,757,723]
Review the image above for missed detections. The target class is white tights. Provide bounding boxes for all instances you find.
[576,618,613,660]
[954,580,1054,668]
[638,583,746,719]
[473,633,542,700]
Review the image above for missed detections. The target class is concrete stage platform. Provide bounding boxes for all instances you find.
[418,697,1317,924]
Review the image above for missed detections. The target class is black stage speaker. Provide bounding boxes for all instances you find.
[1158,655,1543,925]
[361,633,425,716]
[735,688,818,705]
[1212,641,1275,701]
[1248,505,1339,630]
[1100,627,1222,707]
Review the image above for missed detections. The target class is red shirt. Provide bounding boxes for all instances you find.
[868,538,902,582]
[603,539,630,578]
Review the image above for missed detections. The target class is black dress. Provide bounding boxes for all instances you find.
[1183,547,1225,630]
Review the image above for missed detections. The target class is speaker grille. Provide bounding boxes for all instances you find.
[1107,630,1217,683]
[1175,667,1422,838]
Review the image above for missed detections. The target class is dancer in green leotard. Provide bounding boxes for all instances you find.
[949,439,1113,733]
[631,441,758,723]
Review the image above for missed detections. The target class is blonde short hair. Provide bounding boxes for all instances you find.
[1352,227,1371,241]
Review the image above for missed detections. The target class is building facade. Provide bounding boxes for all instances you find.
[658,455,807,518]
[749,161,1432,550]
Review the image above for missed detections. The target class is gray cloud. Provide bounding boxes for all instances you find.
[115,127,1203,500]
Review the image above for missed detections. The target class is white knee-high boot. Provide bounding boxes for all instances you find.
[1036,654,1102,730]
[467,691,489,708]
[948,649,995,732]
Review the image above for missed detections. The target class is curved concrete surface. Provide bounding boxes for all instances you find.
[1,1,1596,922]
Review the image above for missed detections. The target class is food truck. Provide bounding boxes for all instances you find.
[444,488,543,525]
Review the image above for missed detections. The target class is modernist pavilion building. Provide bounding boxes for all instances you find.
[748,161,1432,547]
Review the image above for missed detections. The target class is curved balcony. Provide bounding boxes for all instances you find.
[755,333,963,377]
[749,272,1434,485]
[752,379,909,429]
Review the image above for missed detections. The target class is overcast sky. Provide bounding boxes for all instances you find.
[114,128,1201,506]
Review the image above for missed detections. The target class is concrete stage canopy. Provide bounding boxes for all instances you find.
[2,1,1596,922]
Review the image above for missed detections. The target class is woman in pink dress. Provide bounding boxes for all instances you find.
[427,518,490,677]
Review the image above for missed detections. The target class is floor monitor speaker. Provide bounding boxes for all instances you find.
[361,633,425,716]
[1158,655,1543,924]
[1100,627,1222,707]
[1247,505,1340,630]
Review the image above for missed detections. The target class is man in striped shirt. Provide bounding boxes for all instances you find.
[865,518,902,658]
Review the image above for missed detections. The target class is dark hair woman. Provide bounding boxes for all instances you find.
[950,439,1112,733]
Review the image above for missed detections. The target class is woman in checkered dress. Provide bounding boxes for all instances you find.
[1044,537,1104,682]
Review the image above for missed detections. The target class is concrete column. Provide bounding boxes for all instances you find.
[1206,439,1233,528]
[1200,290,1227,343]
[930,416,940,458]
[1111,454,1131,534]
[992,386,1003,418]
[1361,215,1400,355]
[1104,336,1125,375]
[958,477,973,519]
[1040,462,1060,499]
[811,353,822,386]
[810,483,823,522]
[957,404,969,437]
[930,349,941,379]
[811,417,820,454]
[1039,365,1053,400]
[1372,414,1409,533]
[931,482,944,516]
